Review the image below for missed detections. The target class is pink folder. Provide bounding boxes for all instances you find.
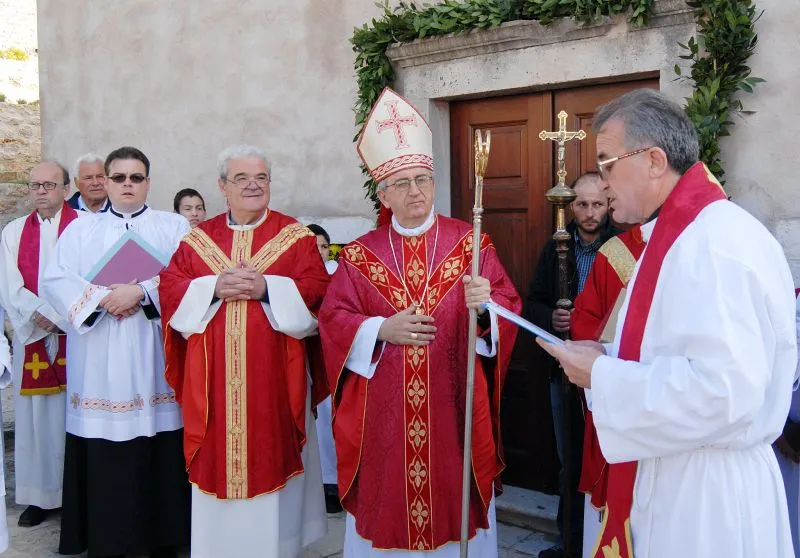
[86,230,170,287]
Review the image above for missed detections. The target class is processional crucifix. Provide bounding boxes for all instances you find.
[539,110,586,558]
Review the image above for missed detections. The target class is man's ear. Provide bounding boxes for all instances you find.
[648,147,670,179]
[377,189,390,208]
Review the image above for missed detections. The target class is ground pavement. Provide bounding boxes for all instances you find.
[0,389,555,557]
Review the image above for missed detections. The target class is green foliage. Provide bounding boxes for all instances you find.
[16,99,26,105]
[353,0,761,209]
[0,93,6,103]
[0,47,29,61]
[520,0,654,27]
[676,0,762,180]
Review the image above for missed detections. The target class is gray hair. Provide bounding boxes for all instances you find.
[72,153,105,180]
[217,144,271,180]
[592,89,699,174]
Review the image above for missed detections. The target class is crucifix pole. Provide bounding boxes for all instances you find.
[539,110,586,558]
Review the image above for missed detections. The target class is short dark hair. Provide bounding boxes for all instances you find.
[570,171,601,190]
[307,224,330,244]
[104,146,150,176]
[173,188,206,213]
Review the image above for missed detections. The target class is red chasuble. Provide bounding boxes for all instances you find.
[590,163,726,558]
[159,211,330,499]
[18,203,78,395]
[571,227,645,510]
[318,215,521,551]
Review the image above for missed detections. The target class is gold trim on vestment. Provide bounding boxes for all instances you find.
[598,237,637,285]
[183,228,233,274]
[250,222,314,271]
[225,229,252,498]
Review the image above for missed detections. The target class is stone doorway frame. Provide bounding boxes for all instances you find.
[384,0,697,216]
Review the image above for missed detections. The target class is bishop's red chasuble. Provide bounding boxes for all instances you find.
[589,163,727,558]
[18,203,78,395]
[160,211,329,499]
[318,215,520,551]
[571,227,644,511]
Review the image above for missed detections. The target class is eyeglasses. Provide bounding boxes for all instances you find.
[386,174,434,192]
[225,176,270,188]
[108,173,147,184]
[27,181,64,191]
[596,147,652,180]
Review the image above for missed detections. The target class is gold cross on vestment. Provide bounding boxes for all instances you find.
[539,110,587,187]
[24,353,49,380]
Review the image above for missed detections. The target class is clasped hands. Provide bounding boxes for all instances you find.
[376,275,491,347]
[100,280,144,320]
[214,262,266,302]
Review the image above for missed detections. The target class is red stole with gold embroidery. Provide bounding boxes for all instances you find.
[592,163,726,558]
[18,203,78,396]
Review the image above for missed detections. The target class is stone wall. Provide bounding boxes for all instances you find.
[0,103,40,227]
[36,0,383,243]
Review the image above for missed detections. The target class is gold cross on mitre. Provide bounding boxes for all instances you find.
[24,353,50,380]
[539,110,587,188]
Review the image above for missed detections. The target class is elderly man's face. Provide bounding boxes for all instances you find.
[218,157,270,216]
[596,119,654,224]
[74,161,107,204]
[29,162,69,217]
[106,158,151,213]
[377,167,435,228]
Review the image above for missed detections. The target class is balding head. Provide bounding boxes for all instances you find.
[29,161,70,218]
[571,171,609,241]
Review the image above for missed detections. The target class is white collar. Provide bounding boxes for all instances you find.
[109,204,147,219]
[227,209,269,231]
[37,207,62,224]
[641,218,658,243]
[391,210,436,237]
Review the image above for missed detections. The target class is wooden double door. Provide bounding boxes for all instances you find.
[450,78,658,492]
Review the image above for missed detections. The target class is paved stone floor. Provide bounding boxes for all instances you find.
[0,388,555,557]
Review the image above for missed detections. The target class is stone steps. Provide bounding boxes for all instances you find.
[496,484,559,535]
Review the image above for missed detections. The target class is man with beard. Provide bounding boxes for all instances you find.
[524,171,617,558]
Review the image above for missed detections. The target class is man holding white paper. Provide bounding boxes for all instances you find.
[538,89,796,558]
[159,144,331,558]
[42,146,191,558]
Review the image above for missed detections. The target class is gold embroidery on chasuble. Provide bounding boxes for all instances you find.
[225,229,253,498]
[598,237,637,285]
[343,231,492,549]
[183,222,313,498]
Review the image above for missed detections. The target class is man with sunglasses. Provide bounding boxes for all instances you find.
[0,161,81,529]
[160,144,331,557]
[539,89,796,558]
[42,147,191,558]
[318,88,521,557]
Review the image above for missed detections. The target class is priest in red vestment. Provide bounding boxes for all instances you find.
[318,88,521,557]
[570,225,644,555]
[159,145,330,558]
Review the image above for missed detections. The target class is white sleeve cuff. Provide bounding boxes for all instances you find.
[169,276,220,336]
[345,316,387,379]
[260,275,318,339]
[476,309,499,357]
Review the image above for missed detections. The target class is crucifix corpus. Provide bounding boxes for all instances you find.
[539,109,586,558]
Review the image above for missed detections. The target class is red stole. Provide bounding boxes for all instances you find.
[18,203,78,396]
[592,163,726,558]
